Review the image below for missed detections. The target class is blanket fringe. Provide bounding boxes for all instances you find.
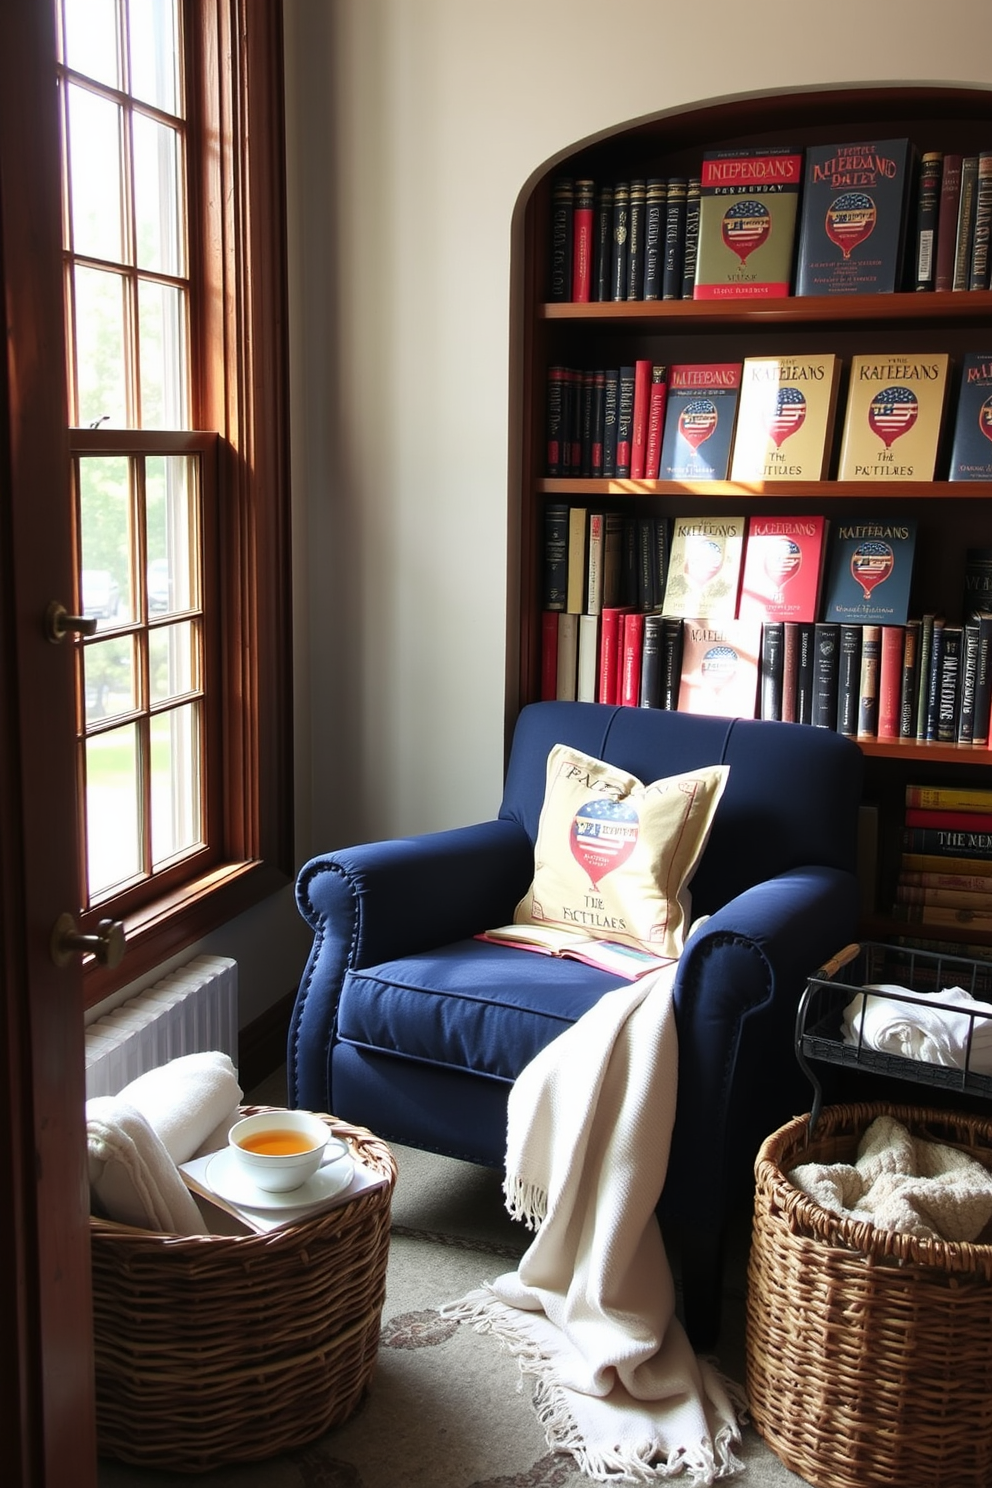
[502,1173,547,1230]
[442,1291,744,1485]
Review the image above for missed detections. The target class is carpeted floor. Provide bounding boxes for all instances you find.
[96,1067,810,1488]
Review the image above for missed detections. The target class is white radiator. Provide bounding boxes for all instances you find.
[84,954,238,1099]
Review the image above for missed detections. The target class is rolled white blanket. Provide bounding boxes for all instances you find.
[843,982,992,1075]
[117,1050,243,1164]
[87,1096,207,1234]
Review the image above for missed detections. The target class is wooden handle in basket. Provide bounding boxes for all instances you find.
[815,943,861,980]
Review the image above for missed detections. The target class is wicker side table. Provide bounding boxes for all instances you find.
[91,1111,397,1473]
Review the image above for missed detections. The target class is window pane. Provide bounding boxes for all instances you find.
[138,278,188,428]
[149,620,197,704]
[151,703,201,866]
[86,723,141,895]
[146,454,197,614]
[62,0,121,90]
[78,455,133,625]
[73,265,129,426]
[84,635,137,723]
[128,0,181,115]
[67,85,125,263]
[133,113,183,275]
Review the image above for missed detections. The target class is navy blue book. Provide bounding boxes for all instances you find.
[820,518,918,626]
[948,353,992,481]
[658,363,742,480]
[796,139,913,295]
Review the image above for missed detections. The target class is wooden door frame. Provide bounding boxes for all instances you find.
[0,2,97,1482]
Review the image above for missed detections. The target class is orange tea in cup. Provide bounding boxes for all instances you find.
[236,1128,318,1156]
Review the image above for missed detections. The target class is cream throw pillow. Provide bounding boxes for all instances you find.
[515,744,729,957]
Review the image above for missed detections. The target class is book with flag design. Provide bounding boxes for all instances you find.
[737,514,829,623]
[677,618,761,718]
[730,355,841,481]
[658,363,742,480]
[795,139,914,295]
[661,514,745,620]
[837,353,950,481]
[949,353,992,481]
[820,518,918,626]
[692,146,803,300]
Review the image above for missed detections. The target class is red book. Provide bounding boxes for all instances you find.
[540,611,559,701]
[934,153,963,292]
[904,808,992,832]
[629,359,653,479]
[877,624,904,739]
[572,179,594,303]
[737,515,829,623]
[597,606,632,704]
[782,621,799,722]
[644,366,669,480]
[621,611,645,706]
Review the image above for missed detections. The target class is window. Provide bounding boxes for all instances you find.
[55,0,293,1004]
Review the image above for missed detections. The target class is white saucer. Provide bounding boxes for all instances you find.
[204,1141,354,1211]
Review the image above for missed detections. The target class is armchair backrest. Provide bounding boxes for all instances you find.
[499,702,863,917]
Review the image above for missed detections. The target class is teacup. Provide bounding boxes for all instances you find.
[228,1109,334,1192]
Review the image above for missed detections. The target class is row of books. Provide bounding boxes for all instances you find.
[541,608,992,746]
[545,350,992,484]
[545,510,927,630]
[549,139,992,303]
[893,783,992,932]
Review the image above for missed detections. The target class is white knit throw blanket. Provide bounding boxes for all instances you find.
[442,963,742,1484]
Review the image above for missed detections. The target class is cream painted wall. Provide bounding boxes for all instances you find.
[284,0,992,872]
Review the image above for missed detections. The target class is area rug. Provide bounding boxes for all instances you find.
[97,1136,810,1488]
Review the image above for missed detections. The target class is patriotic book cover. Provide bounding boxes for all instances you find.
[948,353,992,481]
[660,514,745,620]
[795,139,914,295]
[820,517,919,626]
[837,353,950,481]
[730,354,842,481]
[677,618,761,718]
[658,363,742,480]
[737,515,830,622]
[692,146,803,300]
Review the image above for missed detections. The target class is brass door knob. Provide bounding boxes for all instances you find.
[45,601,98,643]
[50,912,126,969]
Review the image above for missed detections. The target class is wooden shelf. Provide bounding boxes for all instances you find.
[541,289,992,329]
[538,478,992,500]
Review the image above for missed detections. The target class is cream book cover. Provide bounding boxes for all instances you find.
[730,354,842,481]
[677,618,761,718]
[660,514,746,620]
[837,353,950,480]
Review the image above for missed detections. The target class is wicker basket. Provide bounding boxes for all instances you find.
[746,1102,992,1488]
[91,1110,397,1473]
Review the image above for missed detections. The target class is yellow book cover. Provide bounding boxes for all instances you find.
[837,352,950,480]
[730,354,842,481]
[661,514,746,620]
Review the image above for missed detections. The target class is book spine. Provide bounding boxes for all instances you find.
[555,611,578,700]
[903,826,992,859]
[906,807,992,832]
[901,851,992,876]
[653,517,671,606]
[914,151,943,290]
[566,506,587,614]
[934,153,962,291]
[644,366,668,480]
[782,621,799,723]
[542,502,569,610]
[640,612,664,707]
[592,185,613,301]
[602,513,624,608]
[906,783,992,811]
[629,359,652,480]
[590,369,606,478]
[585,511,605,617]
[540,610,558,700]
[636,516,657,612]
[643,179,667,300]
[836,623,862,737]
[597,607,628,704]
[923,616,946,741]
[620,611,644,705]
[615,365,636,477]
[579,370,594,476]
[936,623,962,743]
[572,178,595,303]
[549,177,574,301]
[914,613,937,739]
[610,182,630,301]
[892,903,992,928]
[759,621,784,721]
[681,177,701,299]
[969,151,992,291]
[576,613,600,702]
[962,548,992,623]
[898,619,921,739]
[620,517,639,608]
[856,624,881,739]
[660,617,684,711]
[626,180,646,300]
[972,611,992,745]
[957,622,980,743]
[602,369,619,477]
[877,625,903,739]
[894,884,992,909]
[796,621,816,726]
[898,868,992,891]
[545,365,567,475]
[811,622,840,730]
[953,156,978,291]
[661,178,687,301]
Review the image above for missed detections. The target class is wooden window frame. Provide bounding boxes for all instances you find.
[79,0,293,1006]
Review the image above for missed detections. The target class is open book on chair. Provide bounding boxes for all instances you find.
[475,924,675,981]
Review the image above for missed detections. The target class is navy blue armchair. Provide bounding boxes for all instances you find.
[289,702,863,1345]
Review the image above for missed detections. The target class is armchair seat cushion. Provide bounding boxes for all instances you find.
[337,940,622,1085]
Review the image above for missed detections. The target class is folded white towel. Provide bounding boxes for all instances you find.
[843,982,992,1075]
[117,1050,243,1165]
[87,1096,207,1234]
